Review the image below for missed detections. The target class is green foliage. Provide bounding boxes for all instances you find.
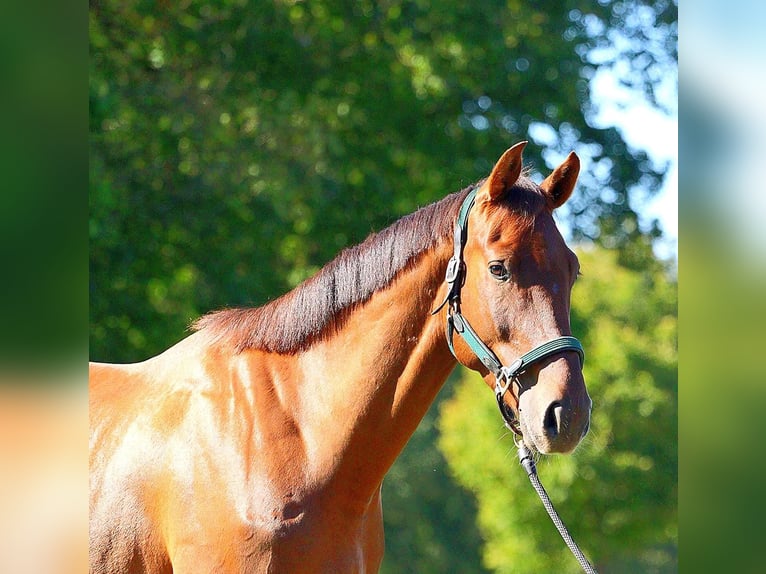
[90,0,675,362]
[439,246,677,573]
[381,375,489,574]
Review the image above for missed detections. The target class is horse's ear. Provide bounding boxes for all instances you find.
[479,141,527,203]
[540,151,580,209]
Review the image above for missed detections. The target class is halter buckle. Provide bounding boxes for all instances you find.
[444,257,462,285]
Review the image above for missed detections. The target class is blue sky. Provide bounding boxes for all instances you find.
[590,65,677,260]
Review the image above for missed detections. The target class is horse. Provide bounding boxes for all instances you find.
[89,141,592,573]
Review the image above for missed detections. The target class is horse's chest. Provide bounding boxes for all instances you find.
[172,497,379,573]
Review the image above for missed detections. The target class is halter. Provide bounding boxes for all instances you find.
[433,187,585,434]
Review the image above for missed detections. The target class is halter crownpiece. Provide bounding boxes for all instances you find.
[434,187,585,433]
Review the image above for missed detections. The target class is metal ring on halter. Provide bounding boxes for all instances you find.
[494,372,514,400]
[496,377,523,436]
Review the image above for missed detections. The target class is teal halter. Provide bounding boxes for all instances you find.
[433,187,585,432]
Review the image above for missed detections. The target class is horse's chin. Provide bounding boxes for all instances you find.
[517,418,547,455]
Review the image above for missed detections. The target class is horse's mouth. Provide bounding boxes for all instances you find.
[517,419,544,455]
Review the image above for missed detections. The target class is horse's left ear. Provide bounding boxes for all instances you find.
[478,141,527,203]
[540,151,580,209]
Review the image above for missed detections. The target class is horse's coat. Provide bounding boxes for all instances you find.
[90,143,591,573]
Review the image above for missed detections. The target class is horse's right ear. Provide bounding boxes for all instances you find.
[478,141,527,203]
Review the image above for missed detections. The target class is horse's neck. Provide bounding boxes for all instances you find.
[291,241,456,503]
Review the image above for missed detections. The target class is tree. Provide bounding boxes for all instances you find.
[380,375,489,574]
[90,0,676,362]
[439,246,677,573]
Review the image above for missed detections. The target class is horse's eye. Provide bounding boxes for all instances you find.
[488,261,508,280]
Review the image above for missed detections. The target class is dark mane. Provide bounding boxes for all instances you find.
[193,176,546,353]
[192,185,472,353]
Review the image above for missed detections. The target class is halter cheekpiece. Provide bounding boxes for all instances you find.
[433,186,585,433]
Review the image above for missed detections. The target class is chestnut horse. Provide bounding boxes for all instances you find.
[90,142,591,573]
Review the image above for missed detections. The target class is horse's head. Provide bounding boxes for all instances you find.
[455,142,591,454]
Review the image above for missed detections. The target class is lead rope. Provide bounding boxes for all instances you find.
[515,435,599,574]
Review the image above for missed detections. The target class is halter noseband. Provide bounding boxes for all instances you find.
[433,187,585,433]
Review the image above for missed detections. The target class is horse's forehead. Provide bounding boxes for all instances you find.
[479,204,569,270]
[481,198,547,240]
[478,178,544,227]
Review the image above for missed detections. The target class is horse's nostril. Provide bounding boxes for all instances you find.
[544,402,563,438]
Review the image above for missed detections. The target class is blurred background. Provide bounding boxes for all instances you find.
[681,2,766,573]
[9,0,741,572]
